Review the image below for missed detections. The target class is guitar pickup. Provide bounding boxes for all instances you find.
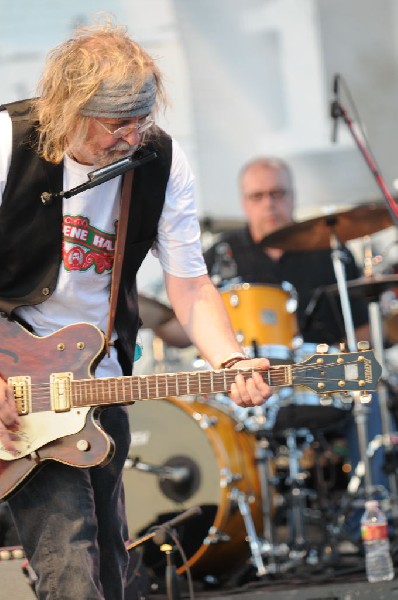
[50,372,73,412]
[8,376,31,415]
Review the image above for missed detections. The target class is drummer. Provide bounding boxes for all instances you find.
[203,156,389,529]
[204,156,370,345]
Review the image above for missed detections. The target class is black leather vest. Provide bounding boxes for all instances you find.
[0,99,172,364]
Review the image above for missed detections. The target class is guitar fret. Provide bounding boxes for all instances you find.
[175,375,180,396]
[118,378,124,403]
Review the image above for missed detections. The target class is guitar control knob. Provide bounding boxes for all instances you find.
[316,343,329,354]
[76,439,91,452]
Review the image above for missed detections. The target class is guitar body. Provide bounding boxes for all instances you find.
[0,318,114,500]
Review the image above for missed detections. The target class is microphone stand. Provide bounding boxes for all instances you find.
[331,97,398,227]
[125,506,202,551]
[126,506,201,600]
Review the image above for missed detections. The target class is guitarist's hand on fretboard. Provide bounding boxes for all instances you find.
[0,378,19,454]
[225,357,272,408]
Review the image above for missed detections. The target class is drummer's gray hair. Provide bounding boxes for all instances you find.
[238,157,294,193]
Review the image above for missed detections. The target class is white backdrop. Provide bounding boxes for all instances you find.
[1,0,397,287]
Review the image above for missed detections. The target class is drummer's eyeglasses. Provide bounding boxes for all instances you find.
[245,188,290,202]
[94,116,154,138]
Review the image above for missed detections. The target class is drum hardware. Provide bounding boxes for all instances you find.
[324,272,398,501]
[125,457,191,483]
[283,429,311,551]
[263,206,393,500]
[251,436,292,575]
[228,487,267,577]
[125,397,264,580]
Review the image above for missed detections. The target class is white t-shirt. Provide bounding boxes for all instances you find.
[0,110,207,377]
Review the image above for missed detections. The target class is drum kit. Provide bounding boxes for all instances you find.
[125,202,398,585]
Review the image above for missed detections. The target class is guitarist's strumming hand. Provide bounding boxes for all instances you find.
[0,378,20,453]
[222,356,272,408]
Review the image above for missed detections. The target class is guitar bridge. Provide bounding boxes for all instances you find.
[8,376,31,415]
[50,372,73,412]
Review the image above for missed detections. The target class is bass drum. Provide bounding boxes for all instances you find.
[124,397,263,580]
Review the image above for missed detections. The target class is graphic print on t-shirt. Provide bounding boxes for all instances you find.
[63,215,117,274]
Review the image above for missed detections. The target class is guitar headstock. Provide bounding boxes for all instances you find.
[291,343,381,396]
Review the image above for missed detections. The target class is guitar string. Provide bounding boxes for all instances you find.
[15,360,367,390]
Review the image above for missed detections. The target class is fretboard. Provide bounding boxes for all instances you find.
[71,365,291,408]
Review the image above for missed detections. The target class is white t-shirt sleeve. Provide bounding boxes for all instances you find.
[0,110,12,200]
[151,138,208,278]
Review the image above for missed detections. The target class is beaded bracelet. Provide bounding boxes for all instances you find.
[219,352,247,369]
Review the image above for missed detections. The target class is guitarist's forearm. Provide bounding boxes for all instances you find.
[165,272,245,369]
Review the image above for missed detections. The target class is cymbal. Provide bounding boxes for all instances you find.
[260,203,392,250]
[137,293,174,329]
[323,274,398,300]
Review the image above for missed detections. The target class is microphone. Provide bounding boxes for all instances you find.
[330,73,341,143]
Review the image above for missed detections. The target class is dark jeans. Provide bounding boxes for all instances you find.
[8,406,131,600]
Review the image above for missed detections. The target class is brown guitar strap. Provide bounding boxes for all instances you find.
[106,169,134,355]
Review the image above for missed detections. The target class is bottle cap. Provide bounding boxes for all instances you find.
[365,500,379,510]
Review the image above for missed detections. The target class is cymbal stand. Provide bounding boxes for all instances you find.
[329,232,374,496]
[330,233,357,353]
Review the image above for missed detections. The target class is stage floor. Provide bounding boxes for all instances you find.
[1,548,397,600]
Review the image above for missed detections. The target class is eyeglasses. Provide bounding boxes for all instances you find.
[245,188,290,202]
[94,116,154,137]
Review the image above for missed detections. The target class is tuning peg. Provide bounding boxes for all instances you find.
[320,394,333,406]
[357,341,370,351]
[341,392,353,405]
[360,392,372,404]
[339,342,347,352]
[316,343,329,354]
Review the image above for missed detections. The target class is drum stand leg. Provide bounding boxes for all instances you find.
[229,487,267,577]
[284,429,309,554]
[254,438,289,567]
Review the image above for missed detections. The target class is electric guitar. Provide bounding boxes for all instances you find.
[0,317,381,500]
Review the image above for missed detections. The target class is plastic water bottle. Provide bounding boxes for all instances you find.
[361,500,394,583]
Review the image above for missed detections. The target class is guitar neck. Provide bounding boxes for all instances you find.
[71,366,291,407]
